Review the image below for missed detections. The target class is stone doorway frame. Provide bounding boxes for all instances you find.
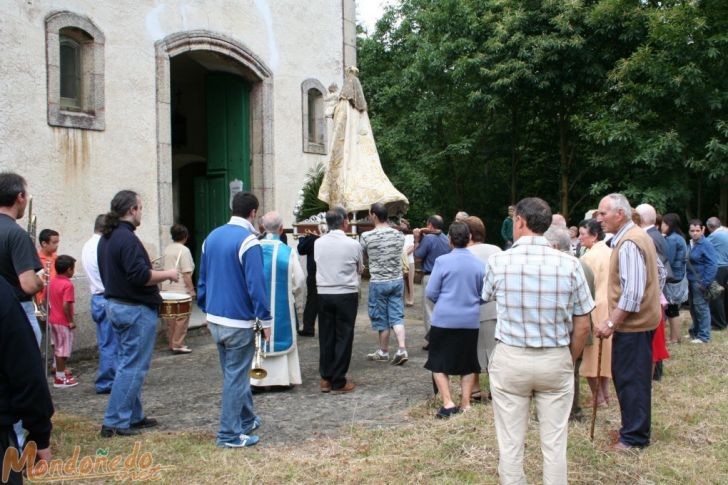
[154,30,274,248]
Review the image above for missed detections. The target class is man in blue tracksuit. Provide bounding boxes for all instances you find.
[197,192,272,448]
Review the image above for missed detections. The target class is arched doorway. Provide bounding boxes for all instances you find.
[155,31,273,262]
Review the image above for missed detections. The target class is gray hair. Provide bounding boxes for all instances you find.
[325,205,348,230]
[706,216,722,231]
[262,211,283,233]
[606,193,632,217]
[635,203,656,225]
[544,226,573,254]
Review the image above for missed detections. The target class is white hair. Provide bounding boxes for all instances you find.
[706,217,722,231]
[635,203,656,225]
[262,211,283,232]
[544,226,573,254]
[606,193,632,217]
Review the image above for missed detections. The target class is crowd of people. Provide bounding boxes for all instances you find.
[2,168,728,483]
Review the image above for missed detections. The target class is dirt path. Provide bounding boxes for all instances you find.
[50,284,434,445]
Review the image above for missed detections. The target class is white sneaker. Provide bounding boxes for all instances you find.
[367,350,389,361]
[391,351,409,366]
[690,338,705,344]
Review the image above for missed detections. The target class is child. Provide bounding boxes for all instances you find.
[49,254,78,388]
[36,228,60,305]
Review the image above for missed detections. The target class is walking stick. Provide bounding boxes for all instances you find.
[589,336,604,442]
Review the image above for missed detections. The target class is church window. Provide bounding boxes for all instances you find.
[46,12,105,130]
[301,79,327,155]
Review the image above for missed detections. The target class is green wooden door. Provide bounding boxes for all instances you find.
[193,72,251,269]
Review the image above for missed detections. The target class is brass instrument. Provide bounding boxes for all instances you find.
[249,320,268,379]
[26,195,37,243]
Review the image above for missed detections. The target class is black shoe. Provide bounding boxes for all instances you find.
[130,417,158,429]
[297,330,315,337]
[95,388,112,395]
[100,425,141,438]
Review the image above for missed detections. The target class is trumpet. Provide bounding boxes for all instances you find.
[27,195,37,245]
[250,320,267,379]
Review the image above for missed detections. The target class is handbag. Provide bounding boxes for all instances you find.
[687,259,725,302]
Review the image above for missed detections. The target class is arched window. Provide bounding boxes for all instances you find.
[46,12,105,130]
[301,79,327,154]
[59,32,84,109]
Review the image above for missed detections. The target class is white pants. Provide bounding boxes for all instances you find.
[489,343,573,485]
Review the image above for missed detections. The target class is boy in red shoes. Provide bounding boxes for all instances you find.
[49,255,79,388]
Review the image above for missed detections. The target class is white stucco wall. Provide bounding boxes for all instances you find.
[0,0,350,353]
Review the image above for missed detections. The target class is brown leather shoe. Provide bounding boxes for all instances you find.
[319,379,331,393]
[331,381,356,394]
[608,429,620,445]
[608,441,637,452]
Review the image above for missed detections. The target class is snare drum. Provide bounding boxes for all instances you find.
[159,292,192,319]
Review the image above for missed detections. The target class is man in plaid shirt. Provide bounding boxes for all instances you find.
[482,197,594,485]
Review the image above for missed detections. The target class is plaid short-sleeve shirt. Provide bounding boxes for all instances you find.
[482,236,595,348]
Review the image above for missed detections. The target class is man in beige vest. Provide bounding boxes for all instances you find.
[595,193,665,450]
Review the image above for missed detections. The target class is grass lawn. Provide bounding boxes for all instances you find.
[41,322,728,484]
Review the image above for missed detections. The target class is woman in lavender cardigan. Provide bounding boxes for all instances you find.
[425,222,485,418]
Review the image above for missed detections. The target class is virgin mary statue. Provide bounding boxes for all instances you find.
[318,66,409,214]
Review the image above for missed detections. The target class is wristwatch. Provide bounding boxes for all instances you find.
[606,320,615,329]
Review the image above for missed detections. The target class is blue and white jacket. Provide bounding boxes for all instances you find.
[197,217,272,328]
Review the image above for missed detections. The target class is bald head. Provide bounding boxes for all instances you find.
[551,214,567,228]
[635,203,656,227]
[262,211,283,234]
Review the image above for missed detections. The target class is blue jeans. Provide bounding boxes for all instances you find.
[689,280,711,342]
[20,301,42,347]
[102,301,158,428]
[368,279,404,331]
[208,323,257,445]
[92,294,118,393]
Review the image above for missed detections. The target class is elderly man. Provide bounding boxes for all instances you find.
[595,193,665,450]
[315,206,363,394]
[413,215,450,348]
[361,203,407,365]
[97,190,179,438]
[251,211,306,390]
[483,198,593,484]
[636,203,672,280]
[197,192,272,448]
[706,217,728,331]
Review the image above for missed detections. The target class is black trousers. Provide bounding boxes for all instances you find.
[1,426,22,484]
[709,266,728,330]
[318,292,358,390]
[302,274,318,333]
[612,330,654,447]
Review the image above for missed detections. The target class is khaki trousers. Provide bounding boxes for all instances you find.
[163,315,190,349]
[422,274,434,336]
[489,343,573,485]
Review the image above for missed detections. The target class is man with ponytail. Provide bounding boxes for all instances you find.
[97,190,178,438]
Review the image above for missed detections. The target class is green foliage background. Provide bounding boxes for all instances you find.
[358,0,728,243]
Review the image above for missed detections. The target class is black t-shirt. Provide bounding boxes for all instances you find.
[0,213,42,301]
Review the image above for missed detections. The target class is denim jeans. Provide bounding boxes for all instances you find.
[689,280,712,342]
[368,279,404,331]
[208,323,257,445]
[92,294,118,393]
[102,301,158,429]
[20,301,42,347]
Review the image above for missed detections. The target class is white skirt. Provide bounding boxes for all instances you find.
[250,346,302,387]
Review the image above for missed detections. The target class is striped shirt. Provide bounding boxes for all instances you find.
[482,236,594,348]
[610,221,667,313]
